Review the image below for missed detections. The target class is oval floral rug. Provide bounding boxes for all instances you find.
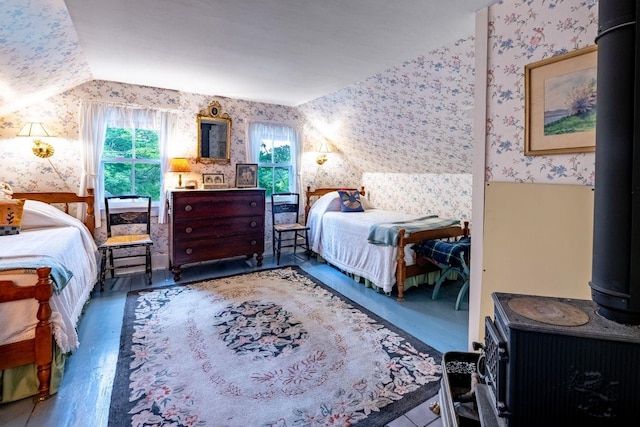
[108,266,442,426]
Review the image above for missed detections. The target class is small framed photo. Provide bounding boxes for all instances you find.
[235,163,258,188]
[203,173,224,185]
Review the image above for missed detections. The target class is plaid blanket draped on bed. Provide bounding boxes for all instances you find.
[367,215,460,246]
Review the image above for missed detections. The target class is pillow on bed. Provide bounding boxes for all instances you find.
[0,198,25,235]
[20,199,76,229]
[337,189,365,212]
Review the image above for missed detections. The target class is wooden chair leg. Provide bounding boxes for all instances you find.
[146,245,152,284]
[99,247,107,292]
[108,249,115,278]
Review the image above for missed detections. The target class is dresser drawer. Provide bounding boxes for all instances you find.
[172,192,264,219]
[173,215,264,240]
[173,235,263,265]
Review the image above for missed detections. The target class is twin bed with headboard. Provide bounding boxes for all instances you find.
[0,190,97,403]
[305,186,469,301]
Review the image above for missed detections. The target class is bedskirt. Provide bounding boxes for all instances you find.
[0,346,66,403]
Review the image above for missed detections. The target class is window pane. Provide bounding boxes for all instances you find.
[135,129,160,159]
[134,163,161,200]
[273,167,290,193]
[104,128,133,158]
[259,140,273,163]
[273,142,291,163]
[257,166,273,196]
[104,163,132,196]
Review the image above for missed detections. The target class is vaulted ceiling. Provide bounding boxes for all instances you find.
[1,0,494,116]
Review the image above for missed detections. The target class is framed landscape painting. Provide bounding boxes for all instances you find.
[525,45,597,155]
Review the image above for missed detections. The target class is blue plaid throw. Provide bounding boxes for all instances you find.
[412,236,471,268]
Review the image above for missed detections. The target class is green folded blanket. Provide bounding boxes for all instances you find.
[368,215,460,246]
[0,255,74,294]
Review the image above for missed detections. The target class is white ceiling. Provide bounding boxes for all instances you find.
[63,0,494,106]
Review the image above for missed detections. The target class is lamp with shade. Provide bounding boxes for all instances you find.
[168,158,191,188]
[316,141,331,165]
[17,122,72,191]
[17,122,54,158]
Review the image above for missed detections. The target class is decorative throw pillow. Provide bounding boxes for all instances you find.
[337,190,364,212]
[0,198,25,235]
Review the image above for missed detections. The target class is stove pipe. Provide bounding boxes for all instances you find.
[591,0,640,324]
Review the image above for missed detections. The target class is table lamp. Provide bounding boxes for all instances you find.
[168,158,191,188]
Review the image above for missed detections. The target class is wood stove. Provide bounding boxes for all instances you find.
[471,292,640,426]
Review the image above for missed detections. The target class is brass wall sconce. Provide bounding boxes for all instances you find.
[316,142,331,165]
[17,122,54,158]
[17,122,72,191]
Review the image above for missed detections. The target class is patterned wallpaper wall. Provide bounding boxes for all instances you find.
[485,0,598,185]
[0,0,596,263]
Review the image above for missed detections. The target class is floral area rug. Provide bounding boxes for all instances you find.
[108,266,442,426]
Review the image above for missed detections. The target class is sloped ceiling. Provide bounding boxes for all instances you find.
[1,0,493,116]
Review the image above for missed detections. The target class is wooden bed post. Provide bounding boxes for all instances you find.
[396,228,408,301]
[34,267,53,401]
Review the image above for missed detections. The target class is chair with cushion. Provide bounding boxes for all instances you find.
[271,192,310,265]
[98,195,153,291]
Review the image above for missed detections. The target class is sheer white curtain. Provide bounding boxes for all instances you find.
[78,101,177,227]
[247,122,303,194]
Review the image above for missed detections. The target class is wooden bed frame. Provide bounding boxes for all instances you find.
[304,186,470,301]
[0,190,95,402]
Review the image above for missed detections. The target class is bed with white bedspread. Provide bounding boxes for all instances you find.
[0,193,97,403]
[305,187,468,300]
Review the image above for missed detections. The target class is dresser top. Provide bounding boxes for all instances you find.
[168,188,265,194]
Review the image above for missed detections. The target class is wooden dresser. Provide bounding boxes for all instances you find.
[167,189,265,280]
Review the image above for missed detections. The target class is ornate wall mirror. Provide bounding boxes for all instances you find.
[197,100,232,164]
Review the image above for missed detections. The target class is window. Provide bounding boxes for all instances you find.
[101,127,161,201]
[251,123,299,198]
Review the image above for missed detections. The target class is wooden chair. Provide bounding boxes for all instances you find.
[98,195,153,290]
[271,192,310,265]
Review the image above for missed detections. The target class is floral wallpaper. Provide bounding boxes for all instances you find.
[363,173,472,223]
[299,36,476,179]
[0,0,597,266]
[0,0,91,116]
[485,0,598,185]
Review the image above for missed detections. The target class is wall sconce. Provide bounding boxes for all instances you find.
[17,122,54,158]
[316,142,331,165]
[168,157,191,188]
[17,122,72,191]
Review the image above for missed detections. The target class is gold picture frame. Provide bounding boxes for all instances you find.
[524,45,597,156]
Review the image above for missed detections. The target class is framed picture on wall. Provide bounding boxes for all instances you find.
[235,163,258,188]
[524,45,597,155]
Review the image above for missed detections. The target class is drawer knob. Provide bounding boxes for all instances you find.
[250,221,257,227]
[184,205,192,212]
[250,240,257,246]
[185,248,193,255]
[185,227,193,234]
[250,201,257,207]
